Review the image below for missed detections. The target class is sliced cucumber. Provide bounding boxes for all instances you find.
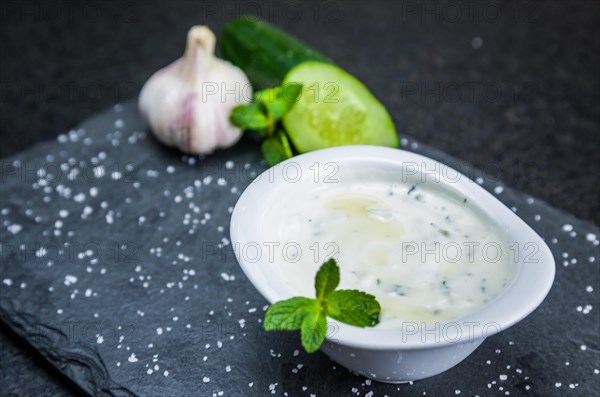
[282,61,398,153]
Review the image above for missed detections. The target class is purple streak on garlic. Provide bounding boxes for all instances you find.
[139,26,251,154]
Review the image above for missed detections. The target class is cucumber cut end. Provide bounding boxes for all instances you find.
[282,61,398,153]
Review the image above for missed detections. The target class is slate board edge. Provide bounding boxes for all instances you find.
[0,297,136,397]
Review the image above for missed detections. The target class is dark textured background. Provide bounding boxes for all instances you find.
[0,1,599,396]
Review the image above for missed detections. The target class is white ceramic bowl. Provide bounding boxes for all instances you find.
[230,146,555,383]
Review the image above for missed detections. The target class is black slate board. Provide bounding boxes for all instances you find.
[0,102,598,397]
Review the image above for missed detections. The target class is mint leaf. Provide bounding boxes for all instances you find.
[230,84,301,167]
[264,297,316,331]
[301,309,327,353]
[256,83,302,120]
[325,290,381,327]
[262,259,381,353]
[278,130,293,157]
[230,102,270,130]
[261,131,293,166]
[315,258,340,301]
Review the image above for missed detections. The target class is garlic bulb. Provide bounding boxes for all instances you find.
[139,26,251,154]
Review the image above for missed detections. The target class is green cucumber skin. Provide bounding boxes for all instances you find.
[221,16,398,152]
[283,61,399,153]
[220,16,330,89]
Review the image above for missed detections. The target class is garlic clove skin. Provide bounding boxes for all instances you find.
[139,26,252,155]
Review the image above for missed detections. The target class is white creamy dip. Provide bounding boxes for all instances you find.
[261,167,515,328]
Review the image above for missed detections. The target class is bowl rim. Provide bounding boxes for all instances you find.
[230,145,555,350]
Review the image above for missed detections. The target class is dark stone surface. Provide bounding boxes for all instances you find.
[0,321,84,397]
[0,102,599,397]
[0,1,598,396]
[1,0,599,224]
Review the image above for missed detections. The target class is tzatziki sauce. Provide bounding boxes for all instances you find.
[262,165,515,329]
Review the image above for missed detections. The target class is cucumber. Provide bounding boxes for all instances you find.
[221,16,330,89]
[283,62,398,152]
[221,16,398,152]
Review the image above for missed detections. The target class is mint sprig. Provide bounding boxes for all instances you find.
[261,130,293,167]
[230,83,302,166]
[263,259,381,353]
[230,102,270,131]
